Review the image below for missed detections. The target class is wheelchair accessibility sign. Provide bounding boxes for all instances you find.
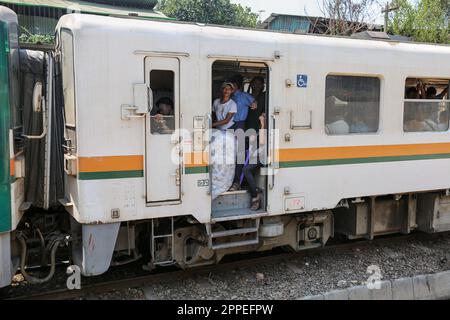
[297,74,308,88]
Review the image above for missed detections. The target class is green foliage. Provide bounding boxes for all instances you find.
[157,0,258,28]
[19,27,54,45]
[389,0,450,44]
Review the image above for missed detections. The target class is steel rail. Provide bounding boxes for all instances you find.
[6,232,446,300]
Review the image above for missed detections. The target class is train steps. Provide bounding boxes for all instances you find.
[207,217,261,250]
[212,189,267,222]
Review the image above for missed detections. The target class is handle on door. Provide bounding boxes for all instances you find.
[170,169,181,186]
[290,110,312,130]
[269,114,277,190]
[207,113,213,196]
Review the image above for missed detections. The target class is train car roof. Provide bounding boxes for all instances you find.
[56,13,450,57]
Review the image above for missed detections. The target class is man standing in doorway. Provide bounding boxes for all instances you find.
[229,74,256,192]
[230,74,255,131]
[212,82,237,131]
[246,76,266,133]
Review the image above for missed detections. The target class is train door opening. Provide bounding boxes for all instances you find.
[145,57,181,204]
[210,60,269,219]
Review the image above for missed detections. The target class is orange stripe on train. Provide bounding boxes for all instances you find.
[278,143,450,162]
[10,158,14,177]
[78,153,209,173]
[77,143,450,173]
[78,156,144,173]
[184,152,209,168]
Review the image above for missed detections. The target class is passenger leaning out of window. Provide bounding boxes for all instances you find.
[212,82,237,131]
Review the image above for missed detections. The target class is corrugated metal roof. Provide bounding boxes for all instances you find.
[0,0,167,19]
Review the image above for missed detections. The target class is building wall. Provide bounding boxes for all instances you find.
[268,16,311,33]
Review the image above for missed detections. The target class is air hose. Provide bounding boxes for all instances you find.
[17,232,66,285]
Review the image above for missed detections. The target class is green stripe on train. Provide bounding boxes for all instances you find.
[78,170,144,180]
[185,166,209,175]
[0,21,12,233]
[78,167,209,180]
[279,153,450,168]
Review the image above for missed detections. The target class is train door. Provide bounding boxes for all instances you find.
[210,60,270,219]
[145,57,181,204]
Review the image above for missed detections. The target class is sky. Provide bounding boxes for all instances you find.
[230,0,323,21]
[230,0,392,24]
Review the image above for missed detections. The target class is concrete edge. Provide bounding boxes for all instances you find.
[300,270,450,300]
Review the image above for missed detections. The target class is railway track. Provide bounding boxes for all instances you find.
[5,232,446,300]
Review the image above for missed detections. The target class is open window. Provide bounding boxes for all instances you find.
[210,61,269,218]
[325,75,381,135]
[404,78,450,133]
[150,70,175,135]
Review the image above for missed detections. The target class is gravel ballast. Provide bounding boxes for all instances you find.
[80,232,450,300]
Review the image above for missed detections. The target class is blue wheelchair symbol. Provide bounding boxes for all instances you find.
[297,75,308,88]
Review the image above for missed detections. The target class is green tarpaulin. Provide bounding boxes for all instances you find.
[0,0,167,19]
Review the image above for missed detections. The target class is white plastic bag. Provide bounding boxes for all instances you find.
[210,130,236,200]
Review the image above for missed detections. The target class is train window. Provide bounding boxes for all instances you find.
[404,78,450,132]
[325,75,380,135]
[150,70,175,135]
[61,30,76,128]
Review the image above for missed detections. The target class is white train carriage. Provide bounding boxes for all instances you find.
[3,8,450,288]
[51,13,450,276]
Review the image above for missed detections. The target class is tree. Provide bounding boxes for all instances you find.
[310,0,380,36]
[389,0,450,44]
[156,0,258,28]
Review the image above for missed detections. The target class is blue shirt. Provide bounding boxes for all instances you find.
[350,122,369,133]
[232,90,255,122]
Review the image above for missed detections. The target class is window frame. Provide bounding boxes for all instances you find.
[324,73,382,136]
[149,69,176,136]
[403,76,450,134]
[60,28,77,129]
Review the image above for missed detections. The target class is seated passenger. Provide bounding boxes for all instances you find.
[212,82,237,131]
[404,104,435,132]
[152,97,175,134]
[242,113,267,211]
[349,107,370,133]
[325,97,350,135]
[438,110,450,131]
